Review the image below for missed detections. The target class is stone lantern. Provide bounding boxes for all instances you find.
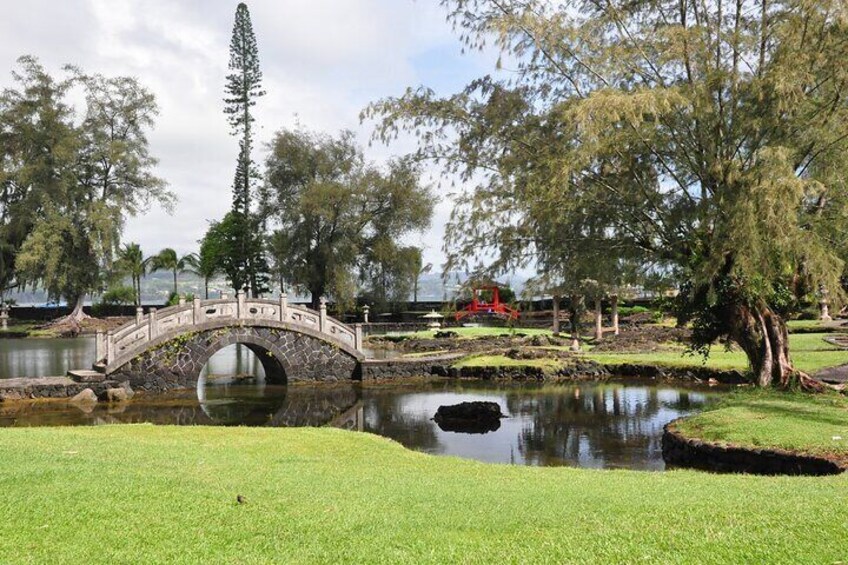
[422,310,444,329]
[362,304,370,324]
[0,303,8,331]
[820,287,833,322]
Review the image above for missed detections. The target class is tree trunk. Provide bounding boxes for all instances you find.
[569,294,582,352]
[172,270,178,296]
[611,294,620,336]
[204,278,209,300]
[728,302,824,390]
[67,295,86,322]
[594,298,603,341]
[552,294,561,336]
[48,295,90,332]
[310,284,324,311]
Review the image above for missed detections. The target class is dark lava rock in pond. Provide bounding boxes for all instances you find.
[434,401,505,434]
[434,330,459,339]
[435,416,501,434]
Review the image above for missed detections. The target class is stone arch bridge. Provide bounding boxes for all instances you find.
[95,293,365,393]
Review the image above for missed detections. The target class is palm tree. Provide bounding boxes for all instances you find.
[148,248,197,297]
[192,240,220,299]
[116,243,146,306]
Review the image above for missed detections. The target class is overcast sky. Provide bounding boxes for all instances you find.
[0,0,499,269]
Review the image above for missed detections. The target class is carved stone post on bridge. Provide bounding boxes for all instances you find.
[355,323,363,352]
[193,297,204,324]
[178,297,186,306]
[279,293,288,323]
[148,308,158,340]
[135,307,144,325]
[106,330,114,363]
[319,297,327,332]
[95,330,104,362]
[236,290,245,319]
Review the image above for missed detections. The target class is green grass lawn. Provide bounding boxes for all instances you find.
[0,320,46,336]
[671,389,848,463]
[786,319,828,332]
[0,425,845,563]
[584,333,848,374]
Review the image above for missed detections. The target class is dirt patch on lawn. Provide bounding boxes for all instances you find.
[591,325,692,353]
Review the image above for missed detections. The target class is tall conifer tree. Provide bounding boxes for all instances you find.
[225,2,264,213]
[222,2,269,296]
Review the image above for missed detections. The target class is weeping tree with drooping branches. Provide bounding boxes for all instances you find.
[366,0,848,389]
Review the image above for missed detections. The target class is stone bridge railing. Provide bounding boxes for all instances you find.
[96,292,363,367]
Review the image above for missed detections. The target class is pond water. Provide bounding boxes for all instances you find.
[0,341,721,470]
[1,343,720,470]
[0,337,94,379]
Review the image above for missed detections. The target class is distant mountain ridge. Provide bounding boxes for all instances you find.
[4,271,529,306]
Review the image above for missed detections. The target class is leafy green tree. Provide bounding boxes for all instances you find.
[368,0,848,389]
[147,248,197,297]
[194,236,222,299]
[201,211,269,297]
[116,243,146,306]
[360,242,422,312]
[99,285,136,307]
[261,127,433,309]
[0,57,76,303]
[6,57,171,324]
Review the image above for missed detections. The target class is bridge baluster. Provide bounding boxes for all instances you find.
[106,330,114,363]
[319,297,327,332]
[135,307,144,325]
[355,324,363,352]
[237,291,245,318]
[95,330,104,362]
[279,294,288,323]
[193,297,204,325]
[149,308,158,340]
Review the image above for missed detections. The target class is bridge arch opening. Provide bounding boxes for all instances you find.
[196,340,289,389]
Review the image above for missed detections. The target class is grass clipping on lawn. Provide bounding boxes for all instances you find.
[0,425,846,563]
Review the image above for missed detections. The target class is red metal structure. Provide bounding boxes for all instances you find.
[455,286,519,321]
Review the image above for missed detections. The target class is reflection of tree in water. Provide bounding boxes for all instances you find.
[361,389,441,452]
[505,384,706,468]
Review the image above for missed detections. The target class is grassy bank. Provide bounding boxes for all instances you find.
[0,426,845,563]
[584,333,848,374]
[671,390,848,465]
[0,320,56,338]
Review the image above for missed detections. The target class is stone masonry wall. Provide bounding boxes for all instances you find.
[112,326,359,392]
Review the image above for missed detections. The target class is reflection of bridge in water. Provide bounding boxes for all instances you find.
[91,293,366,392]
[0,383,367,429]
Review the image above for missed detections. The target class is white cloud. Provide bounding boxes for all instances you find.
[0,0,500,269]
